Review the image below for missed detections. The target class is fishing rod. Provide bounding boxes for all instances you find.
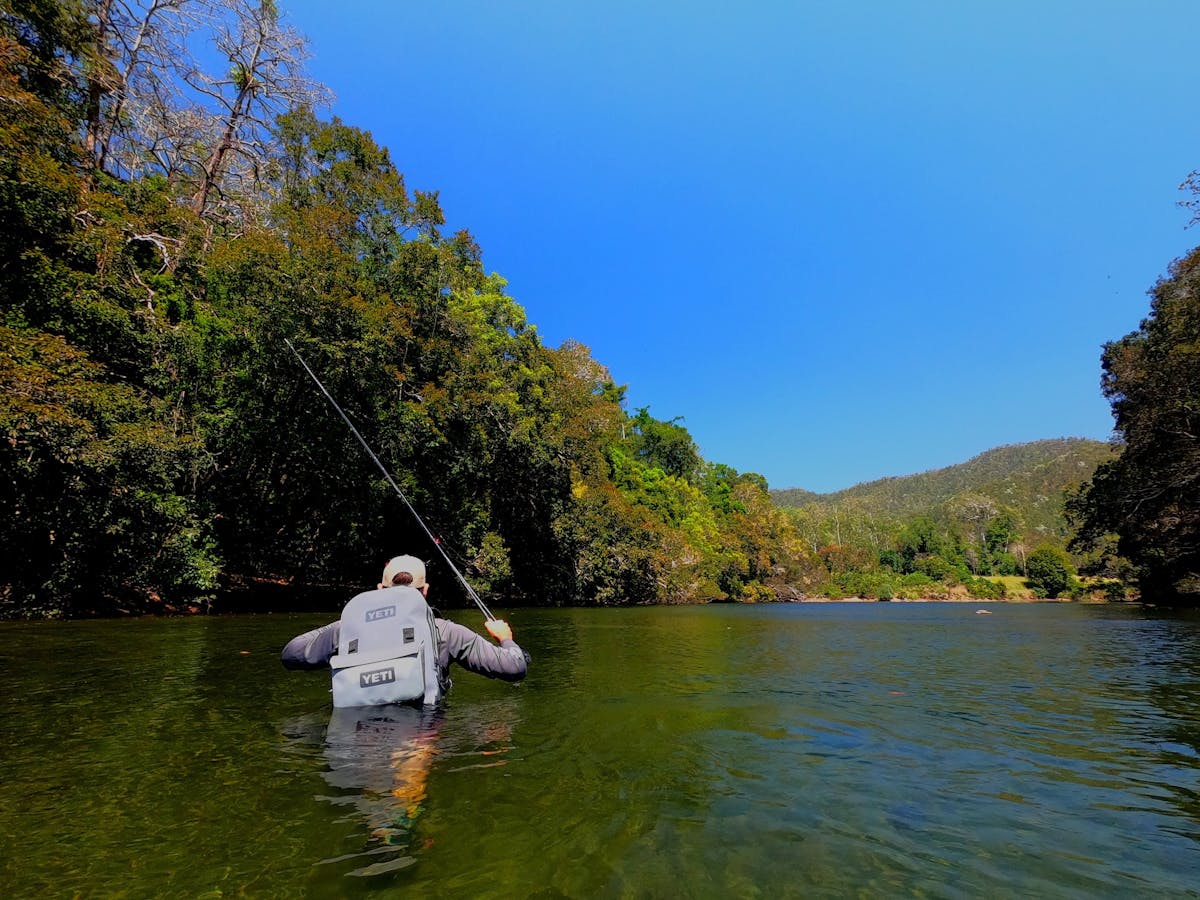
[284,338,497,622]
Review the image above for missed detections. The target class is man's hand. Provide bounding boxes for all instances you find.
[485,618,513,642]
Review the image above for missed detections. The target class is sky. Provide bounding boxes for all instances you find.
[279,0,1200,493]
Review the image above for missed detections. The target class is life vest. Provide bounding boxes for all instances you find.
[329,585,442,708]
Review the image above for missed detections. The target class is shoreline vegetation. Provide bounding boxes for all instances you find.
[1,3,1194,618]
[777,600,1104,607]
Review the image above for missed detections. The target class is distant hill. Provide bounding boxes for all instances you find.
[771,438,1116,539]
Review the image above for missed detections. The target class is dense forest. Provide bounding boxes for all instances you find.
[0,0,814,616]
[2,1,1195,616]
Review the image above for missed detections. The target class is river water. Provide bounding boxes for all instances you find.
[2,603,1199,898]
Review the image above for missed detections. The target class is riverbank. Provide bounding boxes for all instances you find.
[792,596,1113,604]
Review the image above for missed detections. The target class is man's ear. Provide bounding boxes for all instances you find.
[378,582,387,590]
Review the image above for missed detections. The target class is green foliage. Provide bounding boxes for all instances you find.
[768,440,1126,601]
[700,463,747,514]
[897,572,935,593]
[913,554,956,582]
[963,577,1007,600]
[0,326,217,615]
[819,544,872,573]
[774,439,1114,543]
[899,516,943,562]
[5,2,1141,616]
[1026,545,1075,599]
[824,571,895,600]
[1102,580,1128,601]
[985,508,1022,554]
[0,4,820,615]
[553,481,666,606]
[1069,246,1200,604]
[992,552,1019,576]
[627,407,702,482]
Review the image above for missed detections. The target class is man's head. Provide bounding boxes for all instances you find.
[380,555,428,592]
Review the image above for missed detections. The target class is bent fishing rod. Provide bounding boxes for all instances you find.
[284,338,497,622]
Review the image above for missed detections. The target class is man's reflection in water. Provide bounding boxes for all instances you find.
[306,696,520,877]
[323,705,442,856]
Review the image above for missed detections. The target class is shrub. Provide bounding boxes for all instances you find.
[1064,579,1088,600]
[1103,580,1128,601]
[878,549,905,572]
[740,581,775,603]
[914,555,955,581]
[965,577,1007,600]
[993,552,1019,576]
[832,571,897,600]
[894,572,939,599]
[822,582,847,600]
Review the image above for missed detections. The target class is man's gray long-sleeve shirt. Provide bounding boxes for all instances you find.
[281,618,528,685]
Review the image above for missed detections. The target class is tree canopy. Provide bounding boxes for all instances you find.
[1069,247,1200,604]
[0,0,817,616]
[2,0,1171,616]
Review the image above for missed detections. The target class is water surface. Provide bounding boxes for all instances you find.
[2,603,1199,897]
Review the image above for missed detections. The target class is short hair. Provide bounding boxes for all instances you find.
[391,571,414,586]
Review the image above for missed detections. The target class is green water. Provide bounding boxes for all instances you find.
[2,604,1199,898]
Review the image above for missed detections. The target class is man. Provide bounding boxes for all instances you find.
[281,554,528,702]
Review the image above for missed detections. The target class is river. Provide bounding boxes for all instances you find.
[1,603,1198,897]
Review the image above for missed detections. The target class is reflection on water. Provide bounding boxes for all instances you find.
[2,605,1200,897]
[280,695,522,881]
[281,705,442,877]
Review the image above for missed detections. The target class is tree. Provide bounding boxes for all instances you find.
[947,493,997,544]
[82,0,198,178]
[985,507,1021,555]
[1026,545,1074,599]
[184,0,330,219]
[1,0,88,315]
[1070,246,1200,603]
[897,515,943,568]
[0,326,217,614]
[1181,169,1200,228]
[1,3,828,616]
[627,407,701,482]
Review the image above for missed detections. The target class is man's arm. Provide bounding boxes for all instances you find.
[436,619,527,682]
[280,622,339,670]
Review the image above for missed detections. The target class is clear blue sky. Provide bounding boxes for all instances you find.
[280,0,1199,493]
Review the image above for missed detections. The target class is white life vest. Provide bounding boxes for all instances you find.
[329,585,441,707]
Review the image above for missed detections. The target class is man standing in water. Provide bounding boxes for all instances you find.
[283,555,525,869]
[281,554,528,700]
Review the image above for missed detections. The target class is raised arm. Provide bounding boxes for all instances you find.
[436,619,528,682]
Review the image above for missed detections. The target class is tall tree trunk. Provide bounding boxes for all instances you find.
[191,83,250,214]
[83,0,116,173]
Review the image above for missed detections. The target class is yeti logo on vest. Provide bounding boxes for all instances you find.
[329,585,442,708]
[359,666,395,688]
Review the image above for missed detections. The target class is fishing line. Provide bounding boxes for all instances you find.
[284,338,497,622]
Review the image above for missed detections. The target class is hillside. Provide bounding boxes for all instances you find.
[772,439,1116,538]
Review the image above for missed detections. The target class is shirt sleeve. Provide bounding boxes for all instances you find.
[436,619,528,682]
[280,621,340,670]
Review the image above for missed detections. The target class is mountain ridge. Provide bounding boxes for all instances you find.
[771,438,1116,538]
